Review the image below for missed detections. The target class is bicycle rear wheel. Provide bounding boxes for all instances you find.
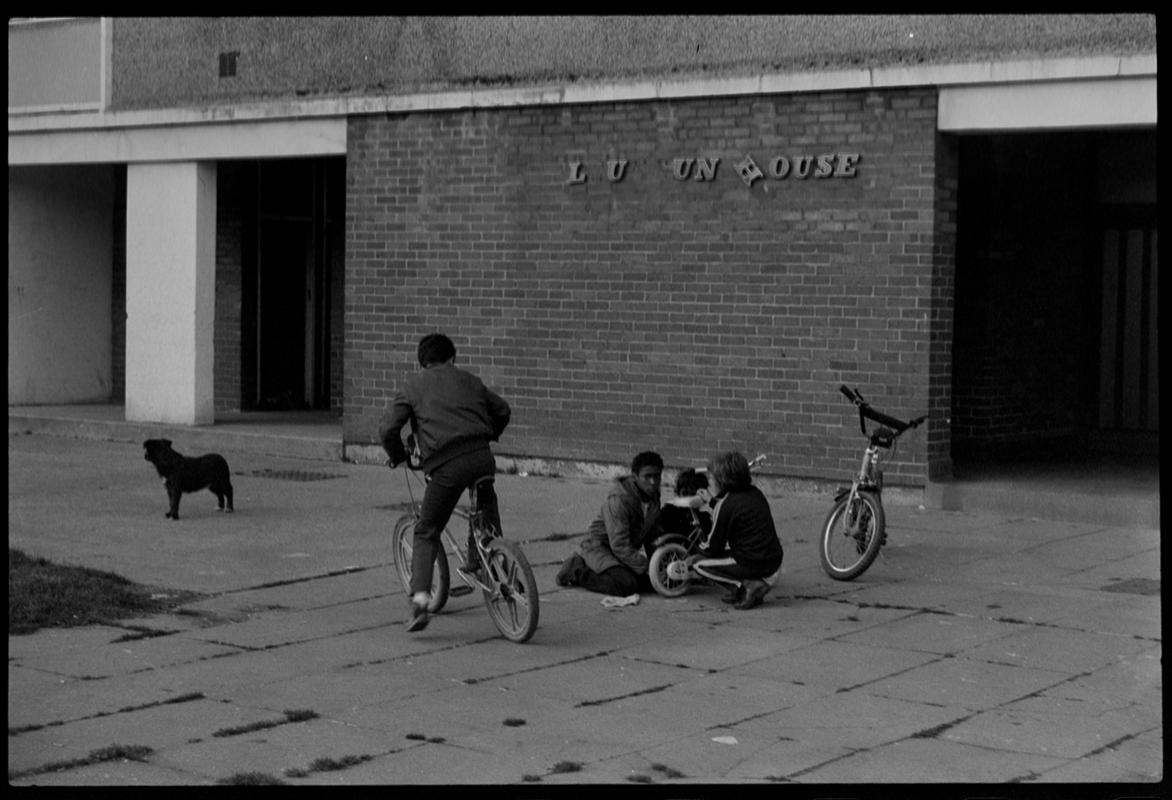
[480,538,540,643]
[819,492,885,581]
[391,513,450,613]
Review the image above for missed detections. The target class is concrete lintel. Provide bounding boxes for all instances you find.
[8,117,347,166]
[939,76,1157,132]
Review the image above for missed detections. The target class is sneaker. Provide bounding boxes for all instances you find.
[405,599,430,632]
[734,579,769,610]
[720,585,744,604]
[457,562,483,581]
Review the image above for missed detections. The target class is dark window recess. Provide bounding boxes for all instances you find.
[219,51,239,78]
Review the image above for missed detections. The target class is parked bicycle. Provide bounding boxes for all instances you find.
[648,454,767,597]
[820,386,925,581]
[390,441,539,643]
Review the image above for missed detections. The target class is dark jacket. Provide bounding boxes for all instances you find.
[703,485,783,574]
[578,475,661,575]
[378,362,510,473]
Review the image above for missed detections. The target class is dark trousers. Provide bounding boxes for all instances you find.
[578,565,642,596]
[410,448,500,596]
[570,542,655,596]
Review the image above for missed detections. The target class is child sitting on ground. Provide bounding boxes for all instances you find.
[658,468,713,539]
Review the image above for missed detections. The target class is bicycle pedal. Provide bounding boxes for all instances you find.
[449,585,474,597]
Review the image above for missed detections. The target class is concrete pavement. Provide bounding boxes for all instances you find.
[7,431,1162,788]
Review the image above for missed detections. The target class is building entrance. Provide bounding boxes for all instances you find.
[951,128,1157,464]
[248,158,345,411]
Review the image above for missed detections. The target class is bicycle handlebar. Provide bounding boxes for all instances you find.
[838,385,926,438]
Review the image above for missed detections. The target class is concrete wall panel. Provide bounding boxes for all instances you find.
[8,165,114,404]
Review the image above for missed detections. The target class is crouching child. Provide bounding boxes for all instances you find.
[691,451,783,609]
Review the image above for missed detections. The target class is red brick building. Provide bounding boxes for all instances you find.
[9,16,1157,487]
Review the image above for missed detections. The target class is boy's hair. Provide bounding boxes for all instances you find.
[630,450,664,474]
[707,451,752,492]
[674,468,709,497]
[417,333,456,367]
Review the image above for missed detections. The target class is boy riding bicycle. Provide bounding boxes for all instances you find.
[379,333,511,633]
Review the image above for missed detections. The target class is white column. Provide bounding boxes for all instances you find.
[125,162,217,425]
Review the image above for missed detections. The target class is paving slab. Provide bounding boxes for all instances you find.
[795,737,1071,783]
[8,697,284,775]
[728,639,942,692]
[942,703,1160,760]
[871,655,1077,712]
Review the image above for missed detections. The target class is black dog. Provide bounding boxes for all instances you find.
[143,438,234,520]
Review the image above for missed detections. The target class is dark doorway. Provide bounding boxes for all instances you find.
[951,128,1157,464]
[247,158,345,411]
[1093,203,1158,453]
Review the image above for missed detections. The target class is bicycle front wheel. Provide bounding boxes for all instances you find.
[391,513,450,613]
[819,492,886,581]
[481,538,540,643]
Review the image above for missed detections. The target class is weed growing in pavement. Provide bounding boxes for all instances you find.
[551,761,583,773]
[8,548,203,635]
[212,709,319,738]
[218,772,289,785]
[8,743,154,782]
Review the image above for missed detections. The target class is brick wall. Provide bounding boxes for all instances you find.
[927,133,959,478]
[111,166,126,403]
[345,88,943,485]
[214,162,245,414]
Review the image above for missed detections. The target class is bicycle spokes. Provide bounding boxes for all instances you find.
[820,491,886,581]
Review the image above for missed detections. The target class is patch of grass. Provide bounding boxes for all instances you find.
[551,761,583,773]
[9,743,154,781]
[8,548,204,635]
[212,709,319,738]
[218,772,288,785]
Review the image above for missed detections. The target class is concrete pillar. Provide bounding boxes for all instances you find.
[125,162,217,425]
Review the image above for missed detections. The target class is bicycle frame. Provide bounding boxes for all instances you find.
[840,442,883,505]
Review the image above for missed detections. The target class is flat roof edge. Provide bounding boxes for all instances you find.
[8,54,1156,137]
